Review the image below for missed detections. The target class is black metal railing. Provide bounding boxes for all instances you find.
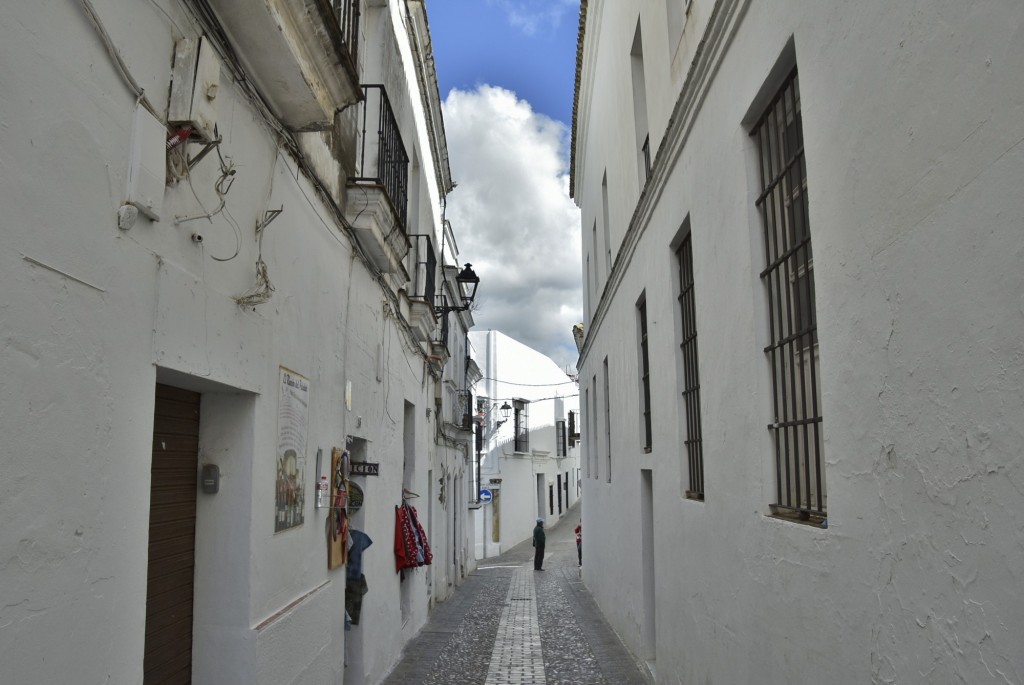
[407,234,437,302]
[352,84,409,231]
[330,0,360,74]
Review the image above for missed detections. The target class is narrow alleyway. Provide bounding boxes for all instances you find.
[381,503,648,685]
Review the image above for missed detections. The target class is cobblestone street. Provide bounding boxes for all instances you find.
[382,505,648,685]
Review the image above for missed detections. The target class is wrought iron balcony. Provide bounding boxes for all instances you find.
[406,234,437,342]
[351,85,410,231]
[344,85,411,274]
[330,0,360,75]
[407,234,437,303]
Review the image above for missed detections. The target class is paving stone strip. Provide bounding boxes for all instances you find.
[485,567,546,684]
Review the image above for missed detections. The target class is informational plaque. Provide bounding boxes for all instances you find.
[275,367,309,533]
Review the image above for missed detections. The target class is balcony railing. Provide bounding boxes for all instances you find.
[331,0,360,73]
[407,234,437,302]
[352,85,409,231]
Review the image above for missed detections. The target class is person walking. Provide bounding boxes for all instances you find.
[575,522,582,566]
[532,517,546,570]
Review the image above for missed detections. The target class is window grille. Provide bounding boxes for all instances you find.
[752,67,825,520]
[641,134,652,180]
[556,420,567,457]
[638,299,652,450]
[603,358,611,482]
[676,234,704,499]
[583,391,591,478]
[568,410,579,446]
[514,399,529,453]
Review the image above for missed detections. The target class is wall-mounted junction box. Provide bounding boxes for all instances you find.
[169,36,222,143]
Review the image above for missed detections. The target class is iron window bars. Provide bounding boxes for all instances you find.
[638,299,653,451]
[752,67,825,521]
[677,234,704,500]
[513,399,529,453]
[641,134,652,181]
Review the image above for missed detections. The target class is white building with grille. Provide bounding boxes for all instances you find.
[470,330,582,559]
[571,0,1024,682]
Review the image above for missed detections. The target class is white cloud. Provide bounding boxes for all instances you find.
[488,0,578,36]
[443,85,583,373]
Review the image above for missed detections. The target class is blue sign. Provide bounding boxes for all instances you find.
[479,489,493,504]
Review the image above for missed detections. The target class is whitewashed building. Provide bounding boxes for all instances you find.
[469,330,581,559]
[572,0,1024,683]
[0,1,479,684]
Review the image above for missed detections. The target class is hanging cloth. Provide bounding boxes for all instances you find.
[394,502,433,571]
[345,574,369,625]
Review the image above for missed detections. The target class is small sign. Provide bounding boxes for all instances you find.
[479,489,493,504]
[349,461,380,477]
[347,482,364,512]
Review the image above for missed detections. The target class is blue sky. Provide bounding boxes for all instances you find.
[426,1,584,374]
[427,0,580,125]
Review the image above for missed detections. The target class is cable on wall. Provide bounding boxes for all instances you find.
[75,0,161,120]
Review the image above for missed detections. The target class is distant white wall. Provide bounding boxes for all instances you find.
[470,331,580,558]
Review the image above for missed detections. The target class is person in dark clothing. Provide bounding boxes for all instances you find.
[532,517,546,570]
[575,523,582,566]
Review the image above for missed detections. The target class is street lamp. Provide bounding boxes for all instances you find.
[434,263,480,315]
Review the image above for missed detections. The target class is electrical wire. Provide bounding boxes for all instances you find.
[477,394,580,404]
[479,377,578,387]
[75,0,161,120]
[142,0,187,37]
[183,0,441,364]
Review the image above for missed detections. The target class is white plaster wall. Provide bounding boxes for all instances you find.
[470,331,580,557]
[575,1,1024,683]
[0,1,463,683]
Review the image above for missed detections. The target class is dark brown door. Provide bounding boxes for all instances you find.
[144,384,200,684]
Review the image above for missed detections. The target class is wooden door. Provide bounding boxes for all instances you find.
[144,384,200,684]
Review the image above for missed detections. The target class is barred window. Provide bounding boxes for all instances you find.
[752,67,825,521]
[513,399,530,453]
[556,420,567,457]
[676,232,704,500]
[603,357,611,483]
[638,297,653,451]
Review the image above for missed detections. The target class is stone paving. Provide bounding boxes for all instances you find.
[381,503,649,685]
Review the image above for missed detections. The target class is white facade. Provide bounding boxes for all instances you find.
[0,1,476,684]
[469,330,581,559]
[572,1,1024,683]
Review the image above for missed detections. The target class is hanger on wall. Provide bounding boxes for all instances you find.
[402,488,420,500]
